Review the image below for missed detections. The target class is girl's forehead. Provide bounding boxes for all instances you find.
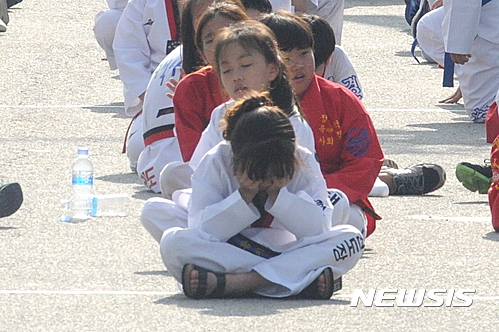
[220,42,249,57]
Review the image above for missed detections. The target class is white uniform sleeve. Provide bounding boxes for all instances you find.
[188,144,260,241]
[113,0,151,115]
[324,45,363,100]
[189,102,231,170]
[442,0,481,54]
[289,115,316,155]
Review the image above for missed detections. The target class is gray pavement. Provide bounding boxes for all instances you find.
[1,1,498,331]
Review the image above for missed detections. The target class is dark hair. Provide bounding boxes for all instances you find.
[224,93,296,181]
[258,11,313,52]
[194,2,248,57]
[180,0,245,74]
[301,14,335,69]
[241,0,272,14]
[213,20,301,117]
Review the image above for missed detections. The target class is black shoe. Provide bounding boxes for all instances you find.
[0,182,23,218]
[386,163,446,195]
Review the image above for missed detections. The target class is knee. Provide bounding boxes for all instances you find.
[328,189,350,226]
[347,204,367,238]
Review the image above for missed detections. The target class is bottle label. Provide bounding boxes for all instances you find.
[72,170,94,185]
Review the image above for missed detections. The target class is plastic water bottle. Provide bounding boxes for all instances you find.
[68,147,95,219]
[59,148,130,222]
[60,194,130,222]
[72,147,94,196]
[90,194,129,216]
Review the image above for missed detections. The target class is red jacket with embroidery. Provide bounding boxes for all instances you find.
[486,102,498,143]
[173,65,228,162]
[489,135,499,232]
[300,75,384,206]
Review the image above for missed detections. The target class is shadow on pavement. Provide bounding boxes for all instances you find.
[345,0,401,9]
[344,14,405,30]
[482,231,499,242]
[134,270,171,277]
[97,173,140,185]
[153,294,350,315]
[83,103,128,119]
[0,226,18,230]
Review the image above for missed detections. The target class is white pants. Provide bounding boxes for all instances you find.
[455,36,499,123]
[159,161,193,199]
[160,224,363,297]
[141,196,188,243]
[327,189,367,237]
[93,9,123,70]
[416,7,499,122]
[305,0,344,45]
[416,7,445,66]
[126,113,145,172]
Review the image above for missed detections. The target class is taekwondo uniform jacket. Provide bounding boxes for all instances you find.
[159,141,364,297]
[443,0,499,54]
[173,66,228,162]
[113,0,178,115]
[300,75,383,236]
[323,45,364,100]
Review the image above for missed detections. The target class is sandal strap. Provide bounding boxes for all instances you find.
[209,272,226,298]
[182,264,226,299]
[193,267,208,299]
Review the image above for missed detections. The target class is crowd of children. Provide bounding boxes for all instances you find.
[86,0,494,300]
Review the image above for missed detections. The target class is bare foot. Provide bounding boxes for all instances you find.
[187,268,217,295]
[182,264,273,299]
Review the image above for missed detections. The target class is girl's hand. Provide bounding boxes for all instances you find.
[263,177,291,203]
[165,68,186,99]
[236,172,261,204]
[450,53,471,65]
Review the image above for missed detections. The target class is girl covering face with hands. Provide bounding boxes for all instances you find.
[160,93,364,299]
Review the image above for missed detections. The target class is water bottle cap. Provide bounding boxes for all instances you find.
[77,148,89,155]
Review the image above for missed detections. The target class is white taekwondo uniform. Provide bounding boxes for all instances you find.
[159,142,363,297]
[442,0,499,122]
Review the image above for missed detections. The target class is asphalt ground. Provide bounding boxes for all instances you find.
[1,0,498,331]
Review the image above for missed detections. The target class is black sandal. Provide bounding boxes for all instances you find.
[299,268,341,300]
[181,264,226,299]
